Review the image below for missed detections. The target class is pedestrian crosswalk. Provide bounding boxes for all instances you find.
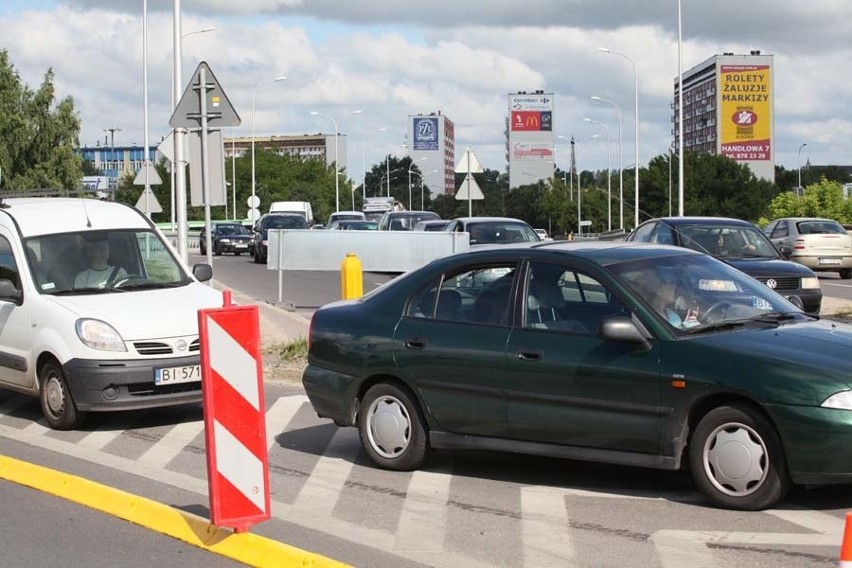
[0,392,843,568]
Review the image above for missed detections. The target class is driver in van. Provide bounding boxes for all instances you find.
[74,235,127,289]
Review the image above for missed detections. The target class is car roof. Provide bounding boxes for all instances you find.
[0,197,151,237]
[643,216,755,228]
[453,216,532,224]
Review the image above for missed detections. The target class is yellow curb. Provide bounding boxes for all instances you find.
[0,454,350,568]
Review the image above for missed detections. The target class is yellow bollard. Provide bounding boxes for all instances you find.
[341,252,363,299]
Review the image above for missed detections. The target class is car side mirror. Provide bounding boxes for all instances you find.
[598,316,652,350]
[0,279,23,306]
[192,263,213,282]
[777,244,792,258]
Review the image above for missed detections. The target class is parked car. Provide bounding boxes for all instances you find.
[199,222,252,256]
[412,219,450,232]
[0,197,221,429]
[336,220,378,231]
[534,228,552,241]
[326,211,367,230]
[302,240,852,511]
[625,217,822,315]
[251,213,309,264]
[763,217,852,279]
[443,217,541,246]
[377,210,441,231]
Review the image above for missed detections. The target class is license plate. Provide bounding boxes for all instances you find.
[236,244,248,248]
[155,364,201,385]
[818,257,841,265]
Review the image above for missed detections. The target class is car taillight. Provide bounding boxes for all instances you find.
[794,238,806,250]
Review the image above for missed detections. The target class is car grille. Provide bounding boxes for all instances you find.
[132,338,200,356]
[755,277,799,291]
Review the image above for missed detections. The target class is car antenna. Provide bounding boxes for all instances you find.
[80,195,93,227]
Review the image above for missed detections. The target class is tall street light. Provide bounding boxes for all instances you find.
[598,47,639,228]
[574,134,599,237]
[584,117,612,231]
[311,110,363,212]
[591,96,623,229]
[677,0,685,216]
[797,143,808,196]
[251,76,286,223]
[408,157,427,211]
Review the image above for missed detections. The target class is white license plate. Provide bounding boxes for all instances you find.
[818,257,841,265]
[155,364,201,385]
[236,244,248,248]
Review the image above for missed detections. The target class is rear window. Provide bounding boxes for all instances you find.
[796,220,846,235]
[266,216,308,230]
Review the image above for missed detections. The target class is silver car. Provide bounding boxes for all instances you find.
[763,217,852,279]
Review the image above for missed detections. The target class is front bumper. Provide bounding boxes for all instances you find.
[63,354,202,412]
[217,241,251,253]
[767,403,852,485]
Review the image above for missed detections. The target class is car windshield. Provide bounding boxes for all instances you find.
[468,221,539,245]
[388,212,440,230]
[610,253,803,333]
[266,216,308,230]
[678,225,777,259]
[216,224,249,235]
[25,229,190,295]
[797,220,846,235]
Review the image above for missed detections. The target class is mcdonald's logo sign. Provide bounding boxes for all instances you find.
[511,111,545,131]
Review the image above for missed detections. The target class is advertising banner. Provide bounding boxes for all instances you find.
[412,117,439,150]
[719,64,771,161]
[511,142,554,161]
[511,111,552,132]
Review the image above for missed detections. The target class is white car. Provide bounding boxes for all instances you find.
[534,228,552,241]
[0,197,222,429]
[763,217,852,279]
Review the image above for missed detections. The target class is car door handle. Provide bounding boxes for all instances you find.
[517,349,543,361]
[405,337,427,350]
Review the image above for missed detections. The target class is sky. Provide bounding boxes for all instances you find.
[2,0,852,191]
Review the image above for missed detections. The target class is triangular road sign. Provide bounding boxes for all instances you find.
[455,174,484,200]
[455,147,484,174]
[135,187,163,215]
[169,61,241,129]
[133,162,162,186]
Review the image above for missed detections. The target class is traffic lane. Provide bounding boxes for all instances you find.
[0,480,243,568]
[819,271,852,302]
[197,252,397,316]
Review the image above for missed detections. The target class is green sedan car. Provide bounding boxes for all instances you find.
[302,241,852,510]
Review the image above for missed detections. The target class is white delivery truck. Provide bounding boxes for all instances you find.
[362,197,404,223]
[269,201,314,225]
[0,197,223,429]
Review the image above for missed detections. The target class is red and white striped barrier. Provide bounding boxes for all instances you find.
[198,290,270,532]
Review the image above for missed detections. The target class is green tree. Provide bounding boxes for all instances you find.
[0,49,83,190]
[765,178,851,224]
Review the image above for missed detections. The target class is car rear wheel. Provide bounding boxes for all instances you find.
[840,268,852,279]
[689,403,790,510]
[358,383,428,471]
[39,359,84,430]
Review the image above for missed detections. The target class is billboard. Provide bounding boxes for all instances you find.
[510,111,552,132]
[412,117,439,151]
[719,64,771,161]
[509,94,554,111]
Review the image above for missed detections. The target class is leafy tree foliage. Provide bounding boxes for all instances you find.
[0,49,82,190]
[762,178,852,225]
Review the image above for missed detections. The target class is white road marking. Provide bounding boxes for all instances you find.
[394,469,451,553]
[291,426,359,517]
[138,419,204,469]
[265,395,308,451]
[521,486,576,567]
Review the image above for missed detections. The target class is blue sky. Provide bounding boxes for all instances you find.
[2,0,852,193]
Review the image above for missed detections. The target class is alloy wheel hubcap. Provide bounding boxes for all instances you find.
[367,395,411,458]
[703,422,767,496]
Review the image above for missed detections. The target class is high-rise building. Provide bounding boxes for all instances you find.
[407,112,455,200]
[507,91,555,189]
[674,51,774,181]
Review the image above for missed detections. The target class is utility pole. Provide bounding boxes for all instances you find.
[103,127,121,179]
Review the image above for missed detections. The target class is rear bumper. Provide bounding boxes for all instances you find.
[789,254,852,271]
[63,355,202,412]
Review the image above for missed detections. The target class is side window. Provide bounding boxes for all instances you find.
[525,261,626,334]
[0,235,21,290]
[407,263,517,325]
[650,225,674,245]
[762,221,777,237]
[771,221,789,239]
[630,222,656,242]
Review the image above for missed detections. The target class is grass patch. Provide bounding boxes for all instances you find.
[265,337,308,361]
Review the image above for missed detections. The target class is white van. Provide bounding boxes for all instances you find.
[0,197,223,429]
[269,201,314,225]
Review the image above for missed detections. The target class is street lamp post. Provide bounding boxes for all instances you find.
[311,110,363,212]
[598,47,639,229]
[677,0,684,216]
[797,143,808,196]
[591,96,623,229]
[584,117,612,231]
[408,157,427,211]
[251,76,286,224]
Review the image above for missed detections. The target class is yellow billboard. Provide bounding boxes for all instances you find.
[719,64,771,161]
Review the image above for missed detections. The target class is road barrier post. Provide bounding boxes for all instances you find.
[341,252,363,299]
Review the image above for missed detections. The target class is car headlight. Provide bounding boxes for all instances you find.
[821,390,852,410]
[220,238,231,243]
[76,319,127,352]
[801,277,820,289]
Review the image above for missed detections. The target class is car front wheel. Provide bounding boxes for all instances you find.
[39,359,84,430]
[358,383,428,471]
[689,403,790,510]
[840,268,852,279]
